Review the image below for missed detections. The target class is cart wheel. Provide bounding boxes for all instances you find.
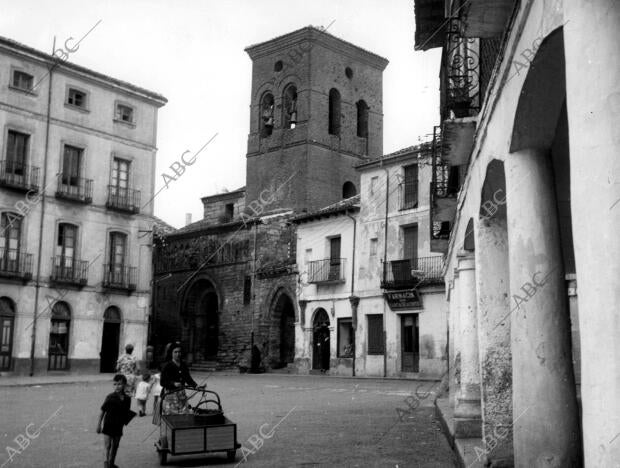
[158,449,167,465]
[227,450,236,462]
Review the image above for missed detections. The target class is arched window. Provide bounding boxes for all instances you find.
[356,100,369,138]
[0,297,16,370]
[328,88,341,136]
[282,85,298,129]
[259,92,275,138]
[49,301,71,370]
[0,212,22,273]
[104,306,121,322]
[342,181,357,199]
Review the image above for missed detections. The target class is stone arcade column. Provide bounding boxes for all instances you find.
[564,1,620,466]
[448,271,461,409]
[506,149,580,467]
[475,217,513,465]
[454,251,482,438]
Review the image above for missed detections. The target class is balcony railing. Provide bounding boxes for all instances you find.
[381,256,444,289]
[308,258,346,284]
[56,176,93,204]
[102,264,137,291]
[106,186,140,214]
[0,161,40,193]
[399,181,419,210]
[50,256,88,286]
[441,18,480,121]
[0,249,33,281]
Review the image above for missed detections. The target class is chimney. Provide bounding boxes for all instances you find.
[185,213,192,226]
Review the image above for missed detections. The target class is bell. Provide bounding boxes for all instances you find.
[290,111,297,124]
[265,116,274,127]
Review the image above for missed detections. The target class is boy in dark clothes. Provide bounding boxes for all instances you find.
[96,374,134,468]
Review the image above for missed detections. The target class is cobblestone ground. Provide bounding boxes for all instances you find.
[0,374,456,468]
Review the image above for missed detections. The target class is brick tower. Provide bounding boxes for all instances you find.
[244,26,388,213]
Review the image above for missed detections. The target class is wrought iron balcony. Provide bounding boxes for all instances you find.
[56,176,93,204]
[106,186,140,214]
[102,264,137,291]
[50,256,88,286]
[0,249,33,281]
[307,258,346,284]
[430,125,458,253]
[381,256,444,289]
[0,161,40,193]
[440,18,481,121]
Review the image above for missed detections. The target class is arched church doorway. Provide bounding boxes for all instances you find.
[184,279,219,362]
[312,308,330,371]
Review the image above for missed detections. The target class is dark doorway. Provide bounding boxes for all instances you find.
[312,308,331,371]
[401,314,419,372]
[0,297,15,371]
[184,280,219,363]
[49,302,71,370]
[194,291,219,361]
[100,306,121,372]
[278,295,295,365]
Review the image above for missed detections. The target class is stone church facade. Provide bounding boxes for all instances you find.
[151,26,388,370]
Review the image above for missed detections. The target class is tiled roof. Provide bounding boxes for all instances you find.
[292,195,360,223]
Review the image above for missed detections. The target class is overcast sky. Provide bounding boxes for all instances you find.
[2,0,441,228]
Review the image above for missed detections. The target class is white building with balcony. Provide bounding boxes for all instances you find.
[293,196,359,376]
[354,144,447,378]
[0,36,166,375]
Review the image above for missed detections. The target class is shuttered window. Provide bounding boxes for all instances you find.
[367,315,384,355]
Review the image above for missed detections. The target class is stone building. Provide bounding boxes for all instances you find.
[151,26,388,371]
[414,0,619,467]
[0,36,166,375]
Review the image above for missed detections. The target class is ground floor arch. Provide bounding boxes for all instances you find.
[312,308,330,371]
[183,278,219,362]
[100,306,121,373]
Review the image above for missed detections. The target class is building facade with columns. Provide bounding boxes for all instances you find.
[0,36,167,375]
[414,0,618,467]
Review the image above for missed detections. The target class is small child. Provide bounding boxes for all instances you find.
[97,374,133,468]
[135,373,152,417]
[151,372,162,415]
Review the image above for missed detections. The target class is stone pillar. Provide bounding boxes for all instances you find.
[454,251,482,438]
[476,217,513,465]
[448,271,461,408]
[564,2,620,466]
[506,148,580,467]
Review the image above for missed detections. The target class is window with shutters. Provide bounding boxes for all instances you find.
[402,224,419,267]
[367,314,383,355]
[5,130,29,175]
[62,145,82,187]
[11,70,33,92]
[401,164,418,209]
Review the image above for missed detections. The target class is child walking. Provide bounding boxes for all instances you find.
[135,373,152,416]
[96,374,135,468]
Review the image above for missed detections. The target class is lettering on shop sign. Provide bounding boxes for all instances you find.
[384,289,422,310]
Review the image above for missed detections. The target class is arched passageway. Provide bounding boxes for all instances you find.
[312,308,330,371]
[184,279,219,361]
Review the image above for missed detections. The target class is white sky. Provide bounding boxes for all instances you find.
[2,0,441,228]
